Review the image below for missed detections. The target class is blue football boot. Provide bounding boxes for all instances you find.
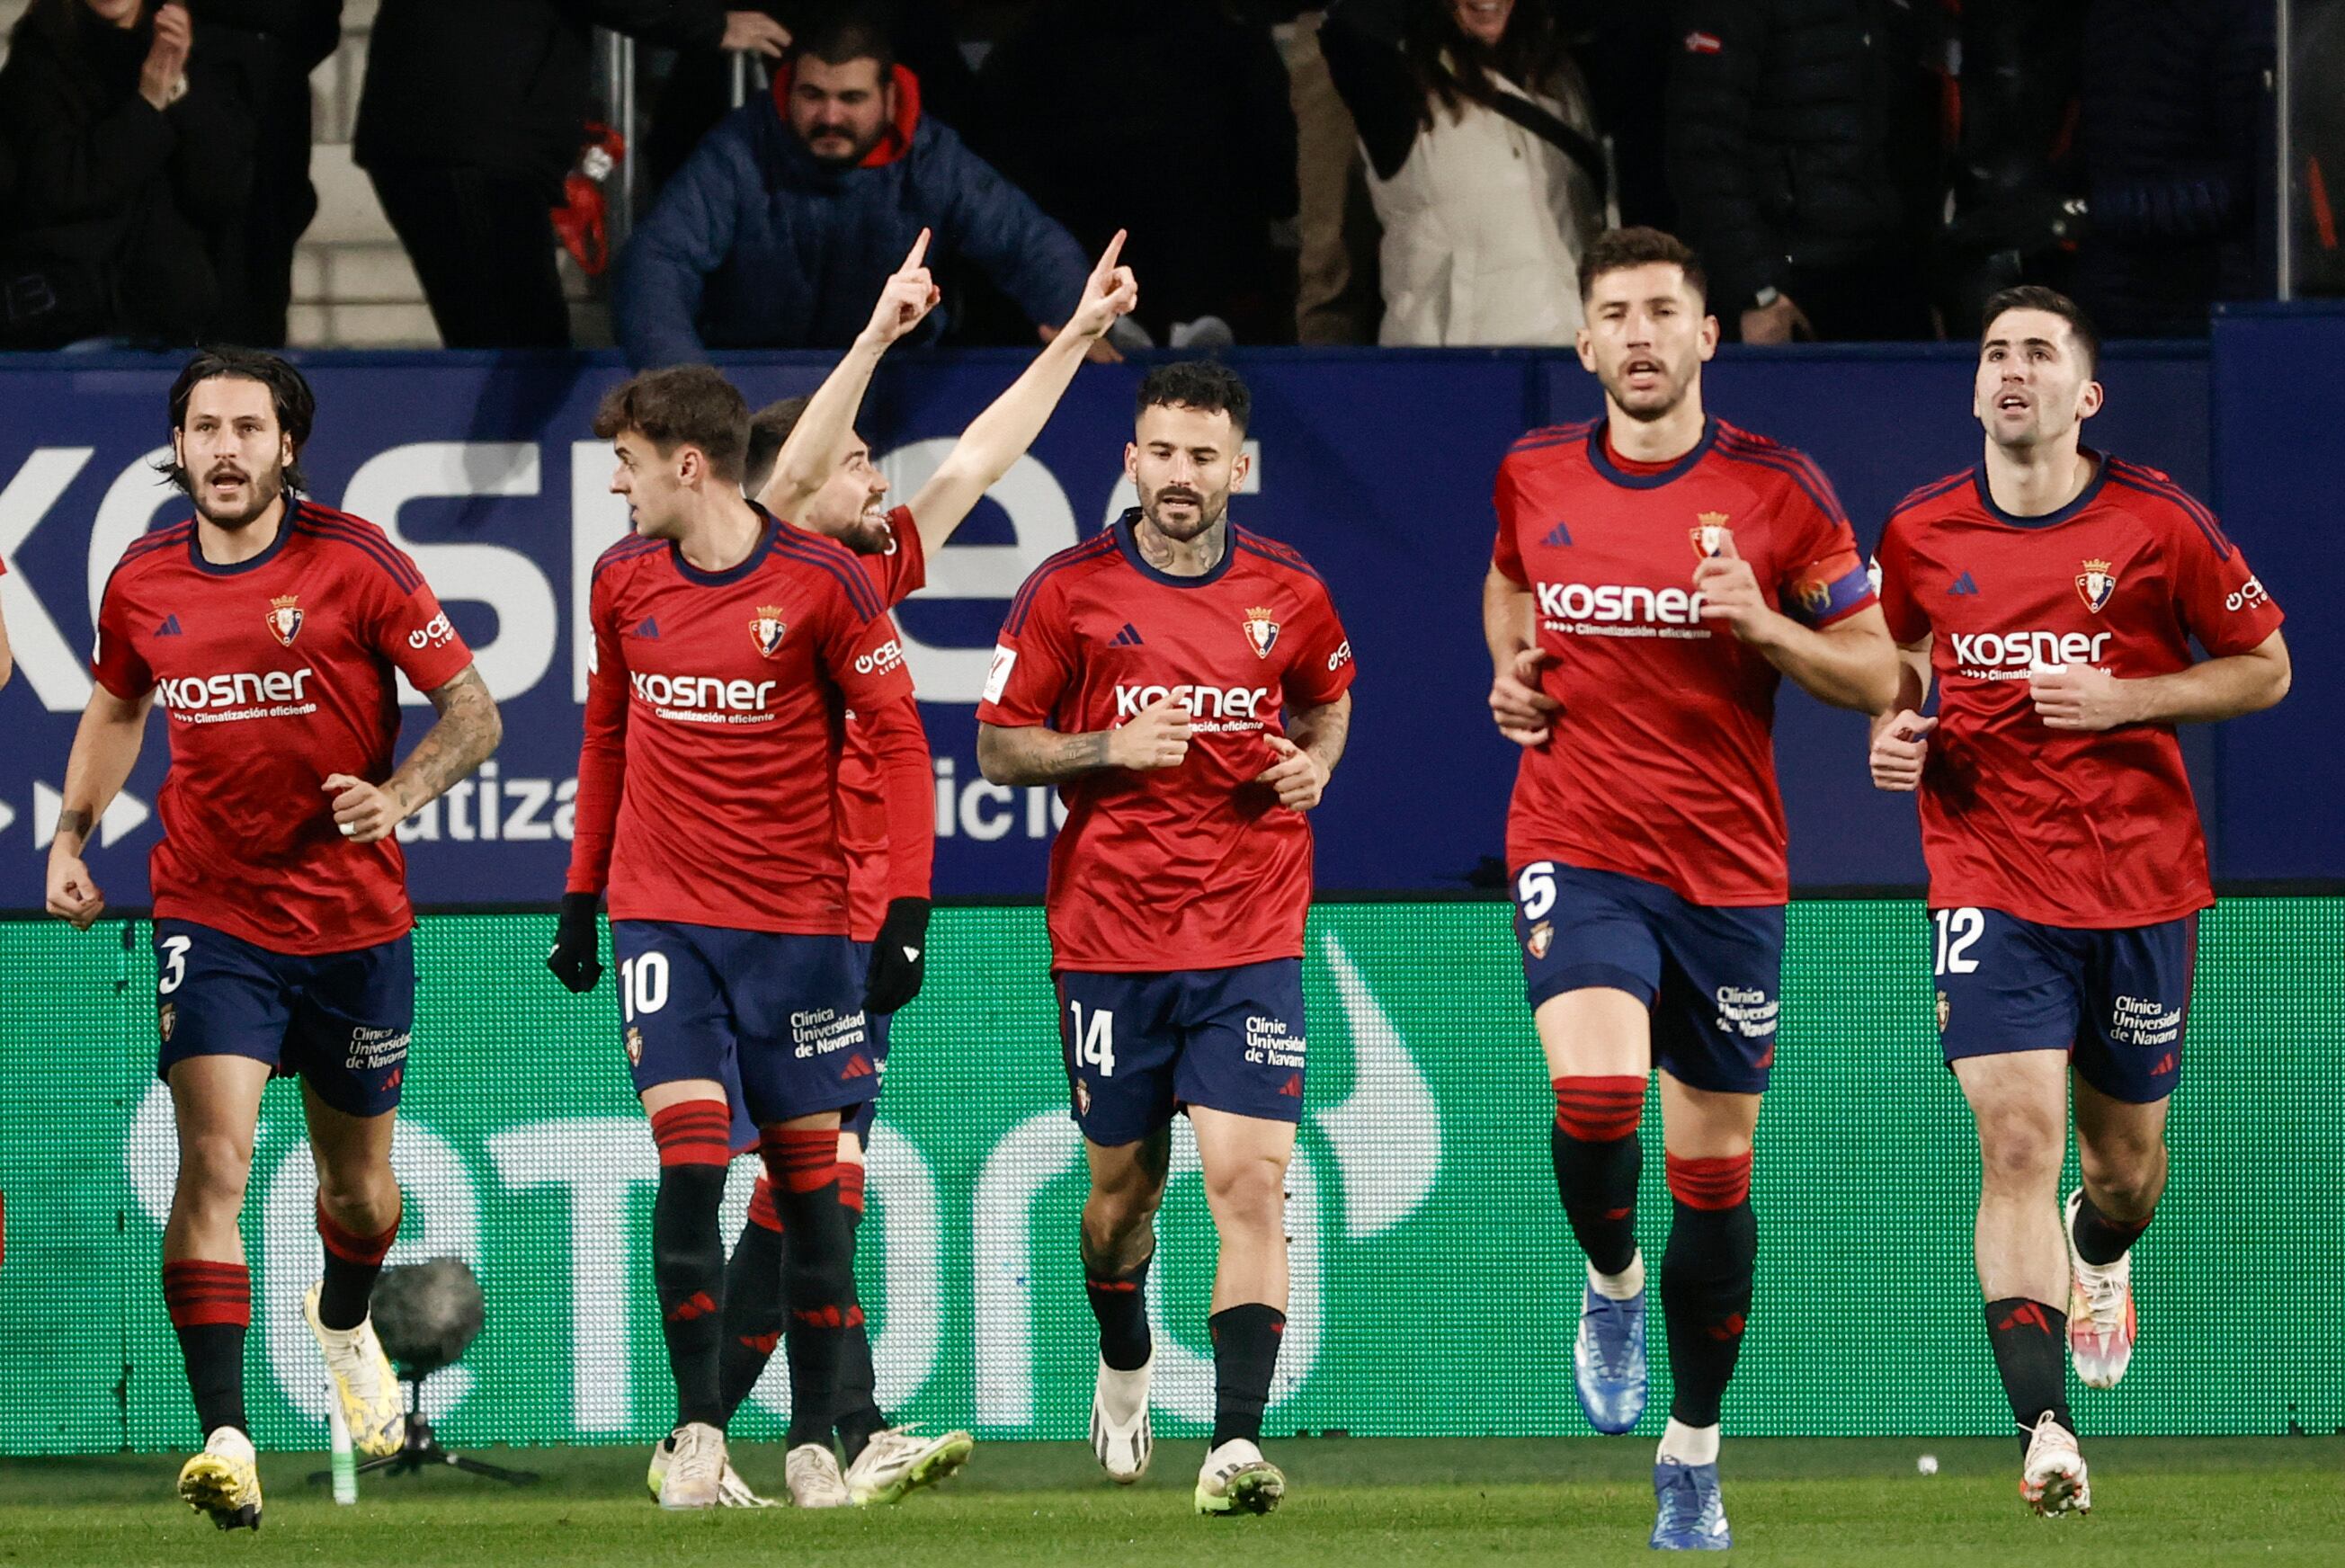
[1650,1459,1731,1551]
[1573,1281,1648,1434]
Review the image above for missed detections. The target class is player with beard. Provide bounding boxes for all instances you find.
[629,230,1138,1506]
[48,349,502,1529]
[1484,227,1895,1549]
[977,361,1356,1517]
[1869,288,2288,1516]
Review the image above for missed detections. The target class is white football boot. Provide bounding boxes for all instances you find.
[1194,1438,1285,1517]
[1091,1353,1153,1483]
[2020,1411,2091,1517]
[2064,1189,2139,1389]
[658,1421,728,1510]
[845,1426,976,1505]
[786,1442,854,1508]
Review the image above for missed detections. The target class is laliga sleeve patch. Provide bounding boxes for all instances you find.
[983,644,1018,705]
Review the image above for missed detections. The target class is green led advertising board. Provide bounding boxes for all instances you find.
[2,900,2338,1454]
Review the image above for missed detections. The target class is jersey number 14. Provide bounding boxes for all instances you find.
[1070,1001,1116,1078]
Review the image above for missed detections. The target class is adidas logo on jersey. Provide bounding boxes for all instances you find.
[155,613,183,637]
[632,616,662,639]
[1109,623,1145,647]
[1541,521,1574,548]
[1947,571,1980,596]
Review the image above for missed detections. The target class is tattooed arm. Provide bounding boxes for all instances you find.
[47,683,155,928]
[325,664,503,845]
[977,690,1194,788]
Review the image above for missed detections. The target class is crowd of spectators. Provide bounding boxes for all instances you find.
[0,0,2322,355]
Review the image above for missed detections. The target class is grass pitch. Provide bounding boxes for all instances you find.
[2,1436,2338,1566]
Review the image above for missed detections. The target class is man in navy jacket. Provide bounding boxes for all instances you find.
[616,16,1090,369]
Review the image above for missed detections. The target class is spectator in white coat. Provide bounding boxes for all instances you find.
[1321,0,1606,345]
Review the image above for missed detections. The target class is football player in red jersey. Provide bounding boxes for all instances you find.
[46,350,502,1529]
[655,230,1137,1506]
[1869,287,2289,1517]
[1484,227,1895,1551]
[976,361,1354,1518]
[549,366,934,1510]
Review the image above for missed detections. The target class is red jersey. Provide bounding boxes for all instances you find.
[839,507,929,941]
[1875,456,2285,927]
[90,500,475,953]
[1492,417,1877,905]
[977,512,1355,972]
[566,508,919,933]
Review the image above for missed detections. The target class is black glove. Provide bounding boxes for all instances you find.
[546,891,605,993]
[861,896,931,1016]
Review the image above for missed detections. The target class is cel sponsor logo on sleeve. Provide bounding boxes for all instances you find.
[2225,576,2269,613]
[854,637,906,677]
[408,611,455,650]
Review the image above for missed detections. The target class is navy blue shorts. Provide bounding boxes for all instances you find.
[1512,861,1783,1095]
[611,921,878,1127]
[1934,907,2194,1104]
[153,919,412,1118]
[843,940,894,1145]
[1055,960,1307,1148]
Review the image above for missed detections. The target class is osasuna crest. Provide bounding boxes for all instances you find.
[1935,990,1950,1034]
[1526,922,1554,960]
[158,1002,176,1043]
[2075,558,2118,614]
[1241,604,1280,659]
[1690,511,1731,559]
[750,604,788,659]
[265,593,304,646]
[625,1026,644,1067]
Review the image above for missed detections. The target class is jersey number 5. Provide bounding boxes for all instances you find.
[1070,1001,1116,1078]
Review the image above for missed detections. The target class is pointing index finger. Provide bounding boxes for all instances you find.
[902,227,931,272]
[1095,228,1128,279]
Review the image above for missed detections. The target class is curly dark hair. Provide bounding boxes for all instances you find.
[156,347,316,498]
[1136,360,1252,439]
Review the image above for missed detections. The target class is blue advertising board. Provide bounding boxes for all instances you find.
[0,336,2325,910]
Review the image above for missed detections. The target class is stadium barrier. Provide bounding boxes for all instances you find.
[4,898,2338,1455]
[1,316,2340,915]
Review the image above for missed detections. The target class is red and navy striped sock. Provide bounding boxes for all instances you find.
[1552,1076,1645,1278]
[316,1199,399,1332]
[833,1161,886,1461]
[759,1127,861,1449]
[1660,1152,1755,1428]
[649,1101,733,1430]
[163,1259,249,1438]
[717,1173,785,1423]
